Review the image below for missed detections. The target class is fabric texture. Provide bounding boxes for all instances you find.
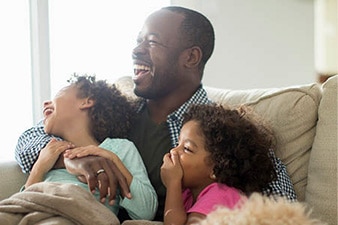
[44,138,157,220]
[3,76,337,224]
[128,107,172,221]
[183,183,241,215]
[15,121,60,173]
[0,182,120,225]
[117,77,297,202]
[205,83,322,201]
[305,75,337,225]
[0,161,27,200]
[122,220,163,225]
[13,76,301,221]
[197,193,325,225]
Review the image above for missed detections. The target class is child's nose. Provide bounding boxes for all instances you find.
[43,100,52,107]
[170,146,181,154]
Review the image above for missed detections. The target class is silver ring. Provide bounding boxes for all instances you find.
[96,169,105,176]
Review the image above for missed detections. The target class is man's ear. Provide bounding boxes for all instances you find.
[184,46,202,68]
[79,98,95,109]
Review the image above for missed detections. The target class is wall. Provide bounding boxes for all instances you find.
[171,0,315,89]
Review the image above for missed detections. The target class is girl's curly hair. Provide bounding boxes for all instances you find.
[68,74,137,143]
[182,103,277,195]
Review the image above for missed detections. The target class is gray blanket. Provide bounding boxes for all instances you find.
[0,182,120,225]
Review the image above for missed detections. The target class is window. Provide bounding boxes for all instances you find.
[1,0,169,162]
[0,0,32,162]
[49,0,170,97]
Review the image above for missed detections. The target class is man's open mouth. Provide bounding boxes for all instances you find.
[134,64,151,76]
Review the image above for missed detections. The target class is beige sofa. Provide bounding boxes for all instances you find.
[1,75,337,225]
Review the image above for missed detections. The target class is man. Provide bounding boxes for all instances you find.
[16,6,296,222]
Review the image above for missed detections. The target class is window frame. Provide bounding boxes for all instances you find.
[30,0,51,124]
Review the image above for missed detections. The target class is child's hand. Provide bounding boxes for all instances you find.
[160,150,183,188]
[34,138,74,174]
[25,138,74,188]
[64,145,112,161]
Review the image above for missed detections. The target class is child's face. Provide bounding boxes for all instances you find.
[173,120,215,189]
[43,84,86,136]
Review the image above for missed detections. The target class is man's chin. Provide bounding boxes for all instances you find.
[133,88,156,100]
[133,88,147,98]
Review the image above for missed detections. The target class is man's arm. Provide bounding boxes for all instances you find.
[64,155,130,205]
[16,123,130,204]
[261,150,297,201]
[15,123,63,173]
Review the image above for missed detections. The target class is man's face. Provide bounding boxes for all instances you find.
[132,10,187,99]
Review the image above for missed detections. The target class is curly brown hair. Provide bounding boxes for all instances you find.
[68,74,137,143]
[182,103,277,195]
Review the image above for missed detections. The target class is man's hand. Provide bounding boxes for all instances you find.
[63,155,131,205]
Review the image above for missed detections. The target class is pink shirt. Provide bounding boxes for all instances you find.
[182,183,242,215]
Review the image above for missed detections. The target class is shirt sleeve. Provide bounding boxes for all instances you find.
[185,183,241,215]
[261,150,297,201]
[100,138,158,220]
[15,122,62,173]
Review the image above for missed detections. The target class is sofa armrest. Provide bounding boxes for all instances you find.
[0,160,27,200]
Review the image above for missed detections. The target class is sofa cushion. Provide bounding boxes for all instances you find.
[305,75,337,225]
[205,83,322,201]
[0,161,27,200]
[115,76,322,201]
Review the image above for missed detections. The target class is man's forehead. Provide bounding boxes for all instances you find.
[145,9,184,28]
[140,10,184,37]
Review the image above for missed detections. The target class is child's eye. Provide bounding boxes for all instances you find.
[184,147,192,153]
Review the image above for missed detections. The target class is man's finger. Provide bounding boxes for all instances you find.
[96,158,111,203]
[86,166,99,194]
[107,159,131,201]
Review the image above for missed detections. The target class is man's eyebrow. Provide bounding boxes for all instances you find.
[136,32,160,42]
[148,32,160,38]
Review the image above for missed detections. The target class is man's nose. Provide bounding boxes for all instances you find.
[132,43,147,59]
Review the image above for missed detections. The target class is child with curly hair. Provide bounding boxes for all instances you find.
[24,74,157,220]
[160,103,277,225]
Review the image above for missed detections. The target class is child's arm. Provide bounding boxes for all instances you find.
[161,151,187,225]
[64,145,133,186]
[25,139,73,188]
[64,140,158,220]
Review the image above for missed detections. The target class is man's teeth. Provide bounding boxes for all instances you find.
[134,64,150,71]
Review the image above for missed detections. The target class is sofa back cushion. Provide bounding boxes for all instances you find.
[205,83,322,201]
[0,161,27,200]
[305,75,337,225]
[115,76,322,201]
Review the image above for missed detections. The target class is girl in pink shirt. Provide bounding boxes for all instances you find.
[160,104,277,225]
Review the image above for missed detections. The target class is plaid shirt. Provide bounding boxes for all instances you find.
[15,86,297,200]
[15,120,62,173]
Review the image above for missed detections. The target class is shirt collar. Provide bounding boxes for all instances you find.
[136,85,211,121]
[167,85,211,123]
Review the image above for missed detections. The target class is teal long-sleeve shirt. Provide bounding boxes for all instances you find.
[44,138,158,220]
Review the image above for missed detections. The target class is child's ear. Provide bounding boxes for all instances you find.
[209,170,217,180]
[79,98,94,109]
[210,173,217,180]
